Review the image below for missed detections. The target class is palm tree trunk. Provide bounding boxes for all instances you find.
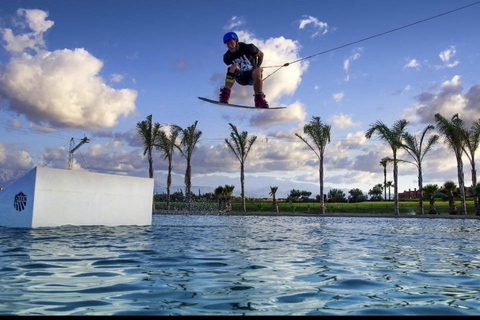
[241,163,246,212]
[166,158,172,210]
[383,166,387,201]
[449,190,457,214]
[393,152,399,215]
[148,148,155,212]
[273,195,279,213]
[320,157,325,214]
[148,148,154,179]
[471,166,479,215]
[418,164,424,215]
[185,158,192,211]
[429,197,437,214]
[456,155,467,215]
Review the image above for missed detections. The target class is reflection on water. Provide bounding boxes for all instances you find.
[1,215,480,315]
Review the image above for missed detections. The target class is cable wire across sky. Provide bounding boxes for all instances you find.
[262,1,480,81]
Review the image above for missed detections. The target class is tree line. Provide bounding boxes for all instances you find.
[366,113,480,216]
[137,112,480,216]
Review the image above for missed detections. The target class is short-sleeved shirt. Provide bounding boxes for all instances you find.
[223,42,259,72]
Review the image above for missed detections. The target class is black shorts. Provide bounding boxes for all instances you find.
[235,70,254,86]
[227,68,254,86]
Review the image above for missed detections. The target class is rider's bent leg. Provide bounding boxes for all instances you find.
[219,66,237,103]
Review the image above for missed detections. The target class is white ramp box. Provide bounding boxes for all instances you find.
[0,167,154,228]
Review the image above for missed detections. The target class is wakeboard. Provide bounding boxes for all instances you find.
[198,97,286,109]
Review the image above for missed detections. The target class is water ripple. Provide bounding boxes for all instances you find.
[1,215,480,315]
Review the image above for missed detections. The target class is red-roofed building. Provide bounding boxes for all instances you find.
[399,188,421,199]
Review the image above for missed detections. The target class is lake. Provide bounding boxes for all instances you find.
[1,214,480,315]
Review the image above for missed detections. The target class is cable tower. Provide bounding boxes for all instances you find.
[68,137,90,170]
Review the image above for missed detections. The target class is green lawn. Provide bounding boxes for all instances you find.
[155,199,478,215]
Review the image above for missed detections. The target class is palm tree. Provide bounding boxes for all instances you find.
[380,157,389,201]
[443,180,458,215]
[136,114,162,179]
[386,181,394,200]
[155,128,178,210]
[136,115,162,212]
[172,121,202,211]
[368,183,384,201]
[435,113,467,215]
[365,119,408,215]
[462,119,480,215]
[423,184,439,214]
[295,116,331,214]
[270,186,279,213]
[401,125,439,214]
[215,185,235,211]
[225,123,257,212]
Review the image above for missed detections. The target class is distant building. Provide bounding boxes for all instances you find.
[399,188,421,199]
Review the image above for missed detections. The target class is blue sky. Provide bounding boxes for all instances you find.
[1,0,480,198]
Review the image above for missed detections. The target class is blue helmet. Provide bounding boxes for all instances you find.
[223,32,238,43]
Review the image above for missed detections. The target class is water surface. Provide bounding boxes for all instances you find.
[1,214,480,315]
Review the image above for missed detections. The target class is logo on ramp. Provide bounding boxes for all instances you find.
[14,192,27,212]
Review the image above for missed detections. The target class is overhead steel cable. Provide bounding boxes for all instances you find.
[262,1,480,81]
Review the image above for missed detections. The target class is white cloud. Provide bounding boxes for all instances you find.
[408,75,480,128]
[19,9,54,34]
[329,113,360,129]
[439,46,455,63]
[404,58,420,69]
[1,9,54,53]
[442,74,461,88]
[343,48,362,81]
[0,143,6,163]
[298,15,329,37]
[0,142,32,170]
[224,16,245,30]
[110,73,125,83]
[249,101,307,128]
[0,9,137,130]
[437,45,459,69]
[351,146,390,173]
[333,91,344,102]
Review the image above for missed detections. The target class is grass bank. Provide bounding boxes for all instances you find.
[155,199,478,216]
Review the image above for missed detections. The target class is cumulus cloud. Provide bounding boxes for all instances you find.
[351,147,389,173]
[405,75,480,127]
[328,113,360,129]
[0,142,34,186]
[407,78,480,127]
[0,142,33,170]
[298,15,329,37]
[0,8,137,130]
[1,9,54,53]
[249,101,307,128]
[190,128,315,176]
